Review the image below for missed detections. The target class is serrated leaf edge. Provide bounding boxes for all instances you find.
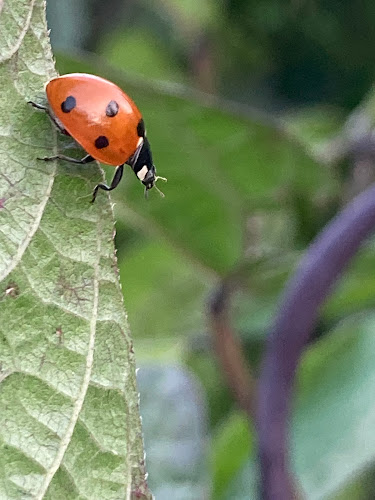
[0,0,36,64]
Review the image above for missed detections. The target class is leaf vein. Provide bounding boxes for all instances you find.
[33,216,101,498]
[0,0,36,64]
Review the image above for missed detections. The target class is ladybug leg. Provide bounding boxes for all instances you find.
[28,101,48,111]
[91,164,124,203]
[38,154,95,164]
[28,100,70,136]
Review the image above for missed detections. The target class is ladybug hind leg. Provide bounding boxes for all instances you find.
[91,164,124,203]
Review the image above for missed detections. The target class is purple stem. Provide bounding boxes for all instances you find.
[257,183,375,499]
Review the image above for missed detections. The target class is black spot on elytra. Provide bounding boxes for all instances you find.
[137,118,145,137]
[106,100,119,117]
[61,95,76,113]
[95,136,109,149]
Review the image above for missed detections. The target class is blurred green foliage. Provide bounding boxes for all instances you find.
[47,1,375,498]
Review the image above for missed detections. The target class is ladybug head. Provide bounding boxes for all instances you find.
[130,137,167,197]
[142,164,156,191]
[142,166,167,198]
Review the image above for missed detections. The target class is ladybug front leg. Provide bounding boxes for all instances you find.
[91,164,124,203]
[28,100,70,136]
[28,101,48,111]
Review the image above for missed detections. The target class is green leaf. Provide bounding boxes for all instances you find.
[225,312,375,499]
[211,411,253,498]
[98,28,186,84]
[323,245,375,321]
[282,105,346,159]
[292,312,375,498]
[0,1,150,498]
[119,237,214,345]
[55,53,338,274]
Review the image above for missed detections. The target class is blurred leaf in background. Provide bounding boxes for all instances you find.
[45,0,375,498]
[138,366,209,498]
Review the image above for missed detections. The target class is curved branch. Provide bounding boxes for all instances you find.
[257,182,375,500]
[208,281,256,419]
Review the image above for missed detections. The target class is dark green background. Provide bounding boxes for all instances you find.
[46,1,375,498]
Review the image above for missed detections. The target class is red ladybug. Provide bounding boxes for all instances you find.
[29,73,166,202]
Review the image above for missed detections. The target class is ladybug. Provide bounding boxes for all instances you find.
[29,73,166,202]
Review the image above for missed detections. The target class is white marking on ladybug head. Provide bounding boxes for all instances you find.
[137,165,148,181]
[137,137,144,148]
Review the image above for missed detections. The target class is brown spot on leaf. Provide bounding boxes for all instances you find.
[55,326,64,346]
[4,282,19,298]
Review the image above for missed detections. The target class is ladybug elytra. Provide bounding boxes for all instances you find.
[29,73,166,202]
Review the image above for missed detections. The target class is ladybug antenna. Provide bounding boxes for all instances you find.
[154,175,167,198]
[154,184,165,198]
[143,176,167,199]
